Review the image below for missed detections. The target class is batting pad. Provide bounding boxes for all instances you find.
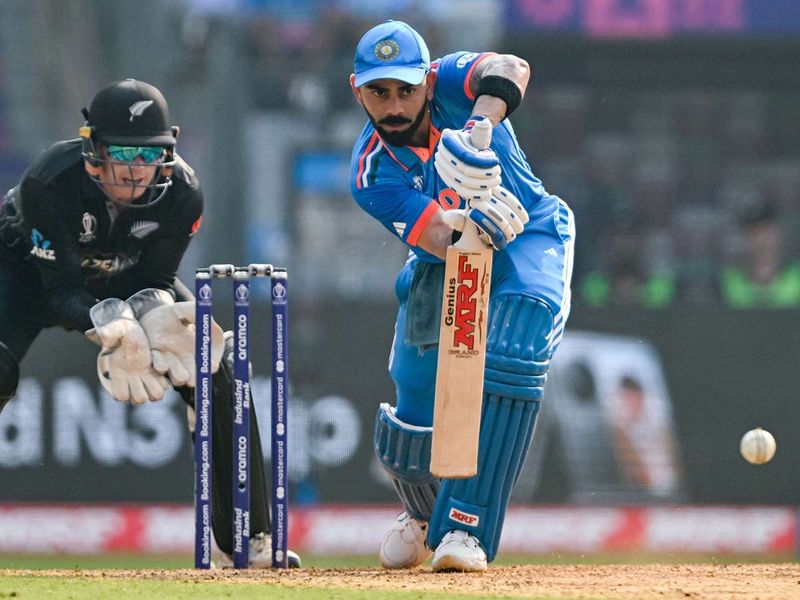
[374,403,439,521]
[427,295,555,561]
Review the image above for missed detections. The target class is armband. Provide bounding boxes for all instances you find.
[476,75,522,120]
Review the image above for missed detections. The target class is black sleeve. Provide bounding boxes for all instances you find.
[111,183,204,297]
[18,177,96,331]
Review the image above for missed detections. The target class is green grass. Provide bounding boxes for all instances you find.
[1,554,794,600]
[0,576,509,600]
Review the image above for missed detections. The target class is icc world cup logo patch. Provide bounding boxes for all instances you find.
[198,283,212,305]
[272,282,287,304]
[374,39,400,61]
[235,283,249,304]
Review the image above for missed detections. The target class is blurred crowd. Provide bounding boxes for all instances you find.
[216,3,800,309]
[3,0,799,309]
[521,86,800,309]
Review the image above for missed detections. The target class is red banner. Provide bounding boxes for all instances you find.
[0,504,794,555]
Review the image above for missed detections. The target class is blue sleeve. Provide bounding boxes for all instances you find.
[432,51,495,127]
[352,179,438,248]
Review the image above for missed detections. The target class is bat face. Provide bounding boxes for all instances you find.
[431,246,493,478]
[442,254,487,355]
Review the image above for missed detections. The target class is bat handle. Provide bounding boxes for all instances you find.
[455,220,487,252]
[453,119,494,252]
[469,118,493,150]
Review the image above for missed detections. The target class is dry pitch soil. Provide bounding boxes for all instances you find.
[10,563,800,599]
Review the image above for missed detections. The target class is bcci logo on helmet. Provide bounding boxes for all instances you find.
[374,39,400,61]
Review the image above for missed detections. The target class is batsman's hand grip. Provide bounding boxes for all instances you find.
[469,118,492,150]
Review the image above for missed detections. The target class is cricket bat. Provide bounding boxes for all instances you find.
[431,120,494,478]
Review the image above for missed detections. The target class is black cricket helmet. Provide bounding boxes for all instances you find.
[80,78,180,207]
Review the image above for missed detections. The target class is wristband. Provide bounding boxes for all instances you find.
[476,75,522,120]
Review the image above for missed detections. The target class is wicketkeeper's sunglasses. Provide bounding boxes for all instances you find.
[107,145,164,163]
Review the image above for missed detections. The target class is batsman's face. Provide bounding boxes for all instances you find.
[351,73,434,147]
[97,147,160,203]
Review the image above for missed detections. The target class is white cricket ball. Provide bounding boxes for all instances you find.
[740,427,776,465]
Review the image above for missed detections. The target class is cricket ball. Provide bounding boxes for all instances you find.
[740,427,776,465]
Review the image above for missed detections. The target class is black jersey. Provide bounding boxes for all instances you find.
[0,139,203,331]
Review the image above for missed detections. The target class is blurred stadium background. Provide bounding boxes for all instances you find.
[1,0,799,563]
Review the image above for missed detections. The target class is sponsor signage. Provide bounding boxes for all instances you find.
[0,504,794,555]
[506,0,800,36]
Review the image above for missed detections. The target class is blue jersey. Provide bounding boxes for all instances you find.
[349,51,560,264]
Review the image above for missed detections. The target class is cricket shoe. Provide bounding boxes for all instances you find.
[216,533,301,568]
[431,530,487,572]
[379,512,433,569]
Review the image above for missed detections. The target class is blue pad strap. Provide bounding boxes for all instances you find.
[374,403,439,521]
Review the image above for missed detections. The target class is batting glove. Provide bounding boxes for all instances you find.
[434,116,501,203]
[442,187,528,251]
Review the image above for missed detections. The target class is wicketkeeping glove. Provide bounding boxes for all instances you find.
[127,289,225,388]
[434,116,501,203]
[85,298,170,404]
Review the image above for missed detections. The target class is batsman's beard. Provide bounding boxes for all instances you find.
[368,103,428,147]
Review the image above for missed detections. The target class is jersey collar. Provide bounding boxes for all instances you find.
[379,119,442,171]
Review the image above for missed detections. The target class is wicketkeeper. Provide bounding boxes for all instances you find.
[0,79,298,568]
[349,21,575,571]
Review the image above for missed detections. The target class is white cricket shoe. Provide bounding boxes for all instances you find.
[379,512,433,569]
[216,533,301,568]
[431,530,487,572]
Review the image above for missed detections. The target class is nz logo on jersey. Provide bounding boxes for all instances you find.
[30,228,56,261]
[130,220,159,239]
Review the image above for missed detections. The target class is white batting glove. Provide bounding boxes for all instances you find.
[467,185,529,250]
[86,299,170,404]
[442,186,529,251]
[434,116,501,203]
[127,289,225,388]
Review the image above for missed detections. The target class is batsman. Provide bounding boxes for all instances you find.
[349,21,575,571]
[0,79,298,568]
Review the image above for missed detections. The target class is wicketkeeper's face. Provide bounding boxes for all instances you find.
[97,145,163,203]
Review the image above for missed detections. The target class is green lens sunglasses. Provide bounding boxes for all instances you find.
[107,145,164,163]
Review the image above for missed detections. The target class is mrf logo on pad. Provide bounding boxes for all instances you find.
[449,508,479,527]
